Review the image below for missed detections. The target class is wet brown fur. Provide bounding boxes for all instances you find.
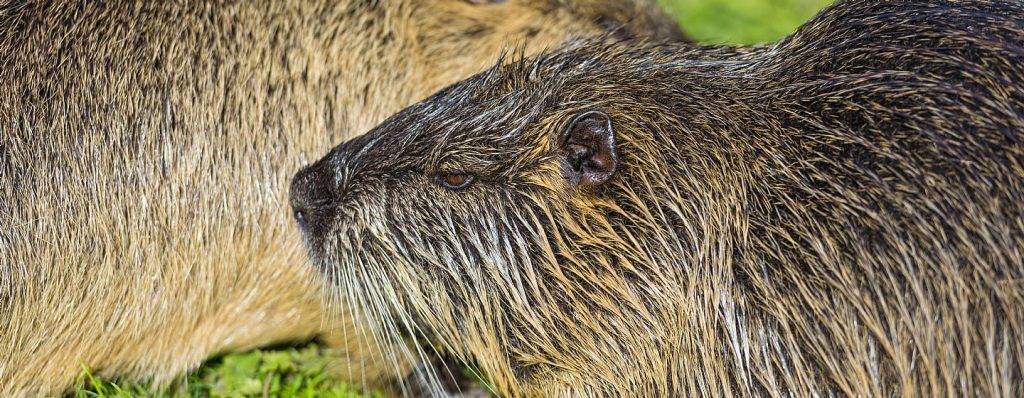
[0,0,684,396]
[296,0,1024,395]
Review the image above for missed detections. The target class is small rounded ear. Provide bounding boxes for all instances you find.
[559,110,617,187]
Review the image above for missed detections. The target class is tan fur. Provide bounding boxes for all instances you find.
[0,1,684,396]
[295,0,1024,395]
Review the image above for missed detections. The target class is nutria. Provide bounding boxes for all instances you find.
[0,0,684,396]
[292,0,1024,395]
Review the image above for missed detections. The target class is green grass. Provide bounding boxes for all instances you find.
[74,344,376,398]
[73,1,832,396]
[660,0,833,44]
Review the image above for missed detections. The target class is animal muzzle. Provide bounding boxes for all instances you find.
[289,161,337,241]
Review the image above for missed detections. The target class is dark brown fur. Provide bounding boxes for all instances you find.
[295,0,1024,395]
[0,0,683,396]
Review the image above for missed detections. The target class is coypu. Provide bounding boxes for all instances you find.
[0,0,684,396]
[292,0,1024,395]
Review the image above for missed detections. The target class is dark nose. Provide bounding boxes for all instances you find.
[289,162,337,235]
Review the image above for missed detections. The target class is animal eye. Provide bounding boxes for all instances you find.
[434,172,476,190]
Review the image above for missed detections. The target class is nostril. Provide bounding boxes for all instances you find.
[293,208,309,230]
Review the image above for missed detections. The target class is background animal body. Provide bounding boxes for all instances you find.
[0,0,684,396]
[297,0,1024,395]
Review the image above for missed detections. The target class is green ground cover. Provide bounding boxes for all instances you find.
[74,0,831,396]
[663,0,832,44]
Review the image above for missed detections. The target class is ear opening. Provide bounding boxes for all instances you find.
[560,110,617,187]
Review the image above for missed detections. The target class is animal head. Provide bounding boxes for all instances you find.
[290,42,718,394]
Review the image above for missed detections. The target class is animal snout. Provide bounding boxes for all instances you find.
[289,162,336,236]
